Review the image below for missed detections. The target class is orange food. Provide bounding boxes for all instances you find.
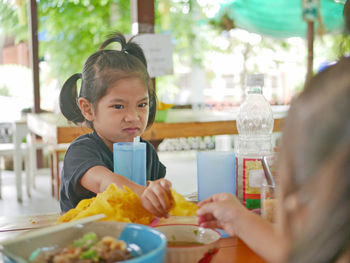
[57,184,198,225]
[57,184,154,225]
[170,189,198,216]
[157,101,173,110]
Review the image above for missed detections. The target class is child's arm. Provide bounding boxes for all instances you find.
[231,206,288,263]
[80,165,144,194]
[197,193,288,263]
[80,165,173,217]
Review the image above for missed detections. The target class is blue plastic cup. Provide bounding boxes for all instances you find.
[197,151,236,202]
[113,141,146,186]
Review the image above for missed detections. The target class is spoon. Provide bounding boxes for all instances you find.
[261,156,275,186]
[3,214,106,245]
[261,156,275,196]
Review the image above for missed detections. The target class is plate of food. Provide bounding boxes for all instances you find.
[56,184,199,226]
[1,221,167,263]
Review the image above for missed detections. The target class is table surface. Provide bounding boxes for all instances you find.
[26,106,288,144]
[0,214,266,263]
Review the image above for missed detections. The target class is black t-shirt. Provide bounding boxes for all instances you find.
[60,132,166,212]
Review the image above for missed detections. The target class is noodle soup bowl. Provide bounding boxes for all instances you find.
[1,221,167,263]
[155,224,221,263]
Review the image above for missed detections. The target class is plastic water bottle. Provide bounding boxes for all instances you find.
[235,74,274,209]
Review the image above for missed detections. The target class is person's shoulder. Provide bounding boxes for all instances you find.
[70,132,95,145]
[141,138,162,163]
[65,132,105,159]
[141,138,156,151]
[66,132,99,153]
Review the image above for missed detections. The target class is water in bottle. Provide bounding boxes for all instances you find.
[235,74,274,210]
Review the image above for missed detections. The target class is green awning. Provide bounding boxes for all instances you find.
[215,0,345,38]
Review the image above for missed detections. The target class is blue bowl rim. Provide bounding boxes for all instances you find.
[1,222,167,263]
[122,223,167,262]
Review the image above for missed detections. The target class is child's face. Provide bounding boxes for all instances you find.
[92,77,149,149]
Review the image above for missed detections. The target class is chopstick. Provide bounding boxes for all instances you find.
[1,214,106,245]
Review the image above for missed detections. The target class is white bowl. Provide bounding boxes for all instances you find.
[155,224,221,263]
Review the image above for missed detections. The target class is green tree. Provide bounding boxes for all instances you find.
[155,0,218,101]
[39,0,131,84]
[0,0,28,43]
[2,0,217,103]
[330,34,350,59]
[0,84,10,96]
[1,0,131,85]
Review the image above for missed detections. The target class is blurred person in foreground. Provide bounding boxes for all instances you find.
[198,3,350,262]
[197,56,350,263]
[197,0,350,253]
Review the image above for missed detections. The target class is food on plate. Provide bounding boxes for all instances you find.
[30,232,132,263]
[57,184,198,225]
[169,189,198,216]
[261,198,276,223]
[57,184,155,225]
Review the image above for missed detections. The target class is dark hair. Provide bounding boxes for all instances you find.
[278,57,350,263]
[59,32,156,129]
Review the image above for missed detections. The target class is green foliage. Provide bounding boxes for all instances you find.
[0,0,131,85]
[155,0,215,67]
[0,0,28,43]
[156,74,180,101]
[38,0,131,84]
[154,0,219,99]
[330,34,350,58]
[2,0,345,105]
[0,84,10,96]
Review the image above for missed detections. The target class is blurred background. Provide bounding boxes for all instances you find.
[0,0,348,214]
[0,0,348,123]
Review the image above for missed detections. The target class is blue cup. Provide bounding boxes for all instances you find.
[113,141,146,186]
[197,151,236,202]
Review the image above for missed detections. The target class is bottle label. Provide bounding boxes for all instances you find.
[236,157,264,209]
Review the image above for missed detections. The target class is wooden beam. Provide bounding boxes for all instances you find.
[142,118,285,141]
[131,0,155,34]
[28,0,44,168]
[27,0,40,113]
[306,21,314,86]
[130,0,156,126]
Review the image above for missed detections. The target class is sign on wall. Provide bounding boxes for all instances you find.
[131,34,174,78]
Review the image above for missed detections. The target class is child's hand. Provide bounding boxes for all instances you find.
[141,179,174,218]
[196,193,245,236]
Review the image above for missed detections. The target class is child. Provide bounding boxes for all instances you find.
[59,32,173,218]
[197,56,350,263]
